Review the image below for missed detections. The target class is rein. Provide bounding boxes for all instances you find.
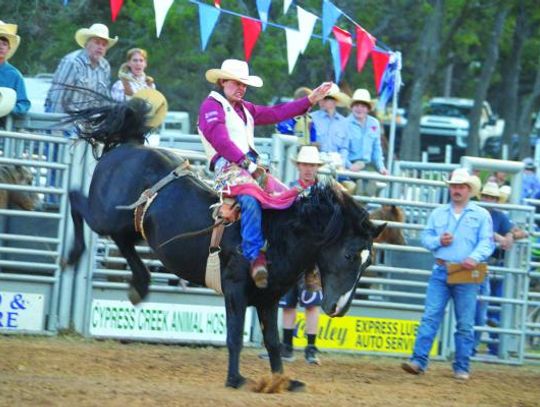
[158,219,226,248]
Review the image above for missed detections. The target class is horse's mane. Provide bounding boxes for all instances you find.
[0,165,16,183]
[265,182,373,248]
[59,84,152,159]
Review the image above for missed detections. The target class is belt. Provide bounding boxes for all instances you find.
[435,258,447,266]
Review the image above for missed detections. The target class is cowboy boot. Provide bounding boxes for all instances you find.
[304,268,322,292]
[251,251,268,289]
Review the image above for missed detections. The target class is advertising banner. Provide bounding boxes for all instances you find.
[0,291,45,332]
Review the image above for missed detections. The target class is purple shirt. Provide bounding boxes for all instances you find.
[198,94,312,165]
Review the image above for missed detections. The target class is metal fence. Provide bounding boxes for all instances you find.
[1,118,538,364]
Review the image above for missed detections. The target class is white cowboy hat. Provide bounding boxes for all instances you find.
[291,146,324,165]
[0,21,20,60]
[324,83,351,108]
[350,88,374,109]
[446,168,480,197]
[205,59,263,88]
[481,182,500,198]
[0,87,16,118]
[132,88,168,128]
[75,23,118,49]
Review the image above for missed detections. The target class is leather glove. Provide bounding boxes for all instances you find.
[252,165,268,188]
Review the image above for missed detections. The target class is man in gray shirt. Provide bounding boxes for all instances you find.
[45,23,118,113]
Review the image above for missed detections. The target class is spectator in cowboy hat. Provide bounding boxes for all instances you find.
[276,87,319,146]
[0,20,30,120]
[402,167,494,381]
[45,23,118,114]
[311,83,351,168]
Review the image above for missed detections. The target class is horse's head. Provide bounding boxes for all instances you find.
[0,165,40,210]
[294,182,385,317]
[369,205,406,245]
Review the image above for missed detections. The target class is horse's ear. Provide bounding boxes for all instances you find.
[373,223,387,239]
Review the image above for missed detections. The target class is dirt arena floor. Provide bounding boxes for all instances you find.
[1,334,539,407]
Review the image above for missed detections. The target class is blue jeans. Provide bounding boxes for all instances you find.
[236,194,263,262]
[410,264,479,373]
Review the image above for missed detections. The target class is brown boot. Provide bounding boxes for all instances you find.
[251,252,268,289]
[304,268,322,292]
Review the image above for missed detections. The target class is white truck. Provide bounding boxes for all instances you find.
[420,97,504,162]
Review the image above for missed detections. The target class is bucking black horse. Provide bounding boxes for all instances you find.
[66,98,385,390]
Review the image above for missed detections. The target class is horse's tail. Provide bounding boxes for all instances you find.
[60,84,152,159]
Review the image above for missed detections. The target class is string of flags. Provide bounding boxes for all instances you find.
[63,0,399,102]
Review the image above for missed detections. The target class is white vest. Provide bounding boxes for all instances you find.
[198,91,256,163]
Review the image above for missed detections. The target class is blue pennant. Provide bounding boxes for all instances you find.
[198,3,221,51]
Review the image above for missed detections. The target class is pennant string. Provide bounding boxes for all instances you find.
[188,0,391,53]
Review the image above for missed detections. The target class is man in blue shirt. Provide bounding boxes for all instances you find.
[474,182,513,356]
[0,21,30,120]
[402,168,494,380]
[311,84,350,168]
[345,89,388,175]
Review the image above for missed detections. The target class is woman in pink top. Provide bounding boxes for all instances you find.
[198,59,331,288]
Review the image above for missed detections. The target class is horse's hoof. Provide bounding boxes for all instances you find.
[225,375,246,389]
[287,379,306,392]
[128,287,142,305]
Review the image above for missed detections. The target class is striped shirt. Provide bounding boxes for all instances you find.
[45,49,111,113]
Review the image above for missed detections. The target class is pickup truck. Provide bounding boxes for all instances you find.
[420,97,504,162]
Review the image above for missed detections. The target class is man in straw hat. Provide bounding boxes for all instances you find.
[402,168,494,380]
[345,89,388,176]
[198,58,333,288]
[310,83,350,168]
[45,23,118,113]
[0,21,30,119]
[473,181,514,357]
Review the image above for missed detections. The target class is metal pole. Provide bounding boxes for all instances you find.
[387,52,402,174]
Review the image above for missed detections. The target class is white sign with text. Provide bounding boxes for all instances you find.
[0,291,45,332]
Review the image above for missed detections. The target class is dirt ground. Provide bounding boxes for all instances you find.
[1,335,539,407]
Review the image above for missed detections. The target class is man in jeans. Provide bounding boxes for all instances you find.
[401,168,494,380]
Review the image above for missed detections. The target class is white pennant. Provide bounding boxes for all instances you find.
[285,28,302,74]
[296,5,317,54]
[154,0,174,38]
[283,0,293,14]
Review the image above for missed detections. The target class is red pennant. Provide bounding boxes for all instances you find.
[214,0,221,8]
[356,26,375,73]
[332,26,353,71]
[371,50,390,93]
[110,0,124,22]
[241,17,262,62]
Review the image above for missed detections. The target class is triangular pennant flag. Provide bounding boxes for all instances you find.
[214,0,221,8]
[329,39,342,83]
[332,26,352,71]
[297,6,317,54]
[256,0,272,31]
[64,0,69,5]
[110,0,124,22]
[241,17,262,61]
[285,28,303,74]
[283,0,293,14]
[371,49,391,93]
[198,3,221,51]
[377,53,398,110]
[356,26,375,73]
[322,0,341,43]
[153,0,174,38]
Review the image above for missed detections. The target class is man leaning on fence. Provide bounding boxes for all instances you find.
[401,168,494,381]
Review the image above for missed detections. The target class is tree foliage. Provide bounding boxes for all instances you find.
[3,0,540,157]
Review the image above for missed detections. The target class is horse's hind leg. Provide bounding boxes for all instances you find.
[111,234,150,305]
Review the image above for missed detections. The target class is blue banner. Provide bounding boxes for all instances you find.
[256,0,272,31]
[329,39,342,83]
[322,0,341,43]
[198,3,221,51]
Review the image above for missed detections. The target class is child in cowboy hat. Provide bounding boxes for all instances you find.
[0,21,31,118]
[45,23,118,114]
[198,58,333,288]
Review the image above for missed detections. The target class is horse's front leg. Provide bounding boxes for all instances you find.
[256,302,283,374]
[224,286,248,388]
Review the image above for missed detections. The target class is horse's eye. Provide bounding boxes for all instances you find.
[345,252,358,262]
